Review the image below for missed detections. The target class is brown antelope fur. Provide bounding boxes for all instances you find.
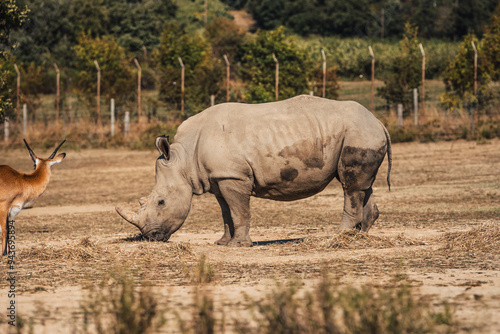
[0,139,66,255]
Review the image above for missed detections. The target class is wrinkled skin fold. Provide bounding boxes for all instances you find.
[116,95,392,246]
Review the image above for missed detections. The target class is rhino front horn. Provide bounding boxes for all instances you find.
[115,207,143,231]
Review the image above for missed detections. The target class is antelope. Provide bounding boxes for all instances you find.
[0,139,66,255]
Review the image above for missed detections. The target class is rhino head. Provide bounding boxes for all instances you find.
[116,136,193,241]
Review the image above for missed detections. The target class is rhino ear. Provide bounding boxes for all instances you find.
[155,135,170,160]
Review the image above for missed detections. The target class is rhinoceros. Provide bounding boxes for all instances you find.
[116,95,392,246]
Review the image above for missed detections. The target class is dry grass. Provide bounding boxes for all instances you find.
[438,222,500,254]
[300,230,426,250]
[18,237,101,261]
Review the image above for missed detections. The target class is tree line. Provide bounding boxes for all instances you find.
[222,0,499,39]
[1,0,500,123]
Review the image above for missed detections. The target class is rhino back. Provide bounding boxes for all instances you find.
[174,95,387,200]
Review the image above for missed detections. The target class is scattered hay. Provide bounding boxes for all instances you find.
[438,223,500,254]
[300,230,425,250]
[18,237,100,261]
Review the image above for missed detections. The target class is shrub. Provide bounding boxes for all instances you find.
[377,22,422,114]
[241,273,456,334]
[81,269,165,334]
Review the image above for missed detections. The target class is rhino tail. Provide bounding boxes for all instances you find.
[383,124,392,191]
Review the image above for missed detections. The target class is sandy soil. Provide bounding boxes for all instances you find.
[0,139,499,333]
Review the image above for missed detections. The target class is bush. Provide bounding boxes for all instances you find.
[240,273,455,334]
[378,23,422,113]
[81,269,165,334]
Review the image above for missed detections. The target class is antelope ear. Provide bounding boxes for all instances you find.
[49,153,66,166]
[155,135,170,160]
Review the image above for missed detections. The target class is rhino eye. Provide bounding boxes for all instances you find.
[158,200,165,206]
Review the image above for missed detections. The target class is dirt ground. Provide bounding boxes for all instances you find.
[0,139,499,333]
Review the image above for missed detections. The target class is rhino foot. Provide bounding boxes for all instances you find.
[215,237,230,246]
[227,238,253,247]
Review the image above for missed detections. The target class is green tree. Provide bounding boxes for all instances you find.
[450,0,498,38]
[205,17,245,60]
[481,7,500,82]
[157,23,223,116]
[377,22,421,113]
[73,33,135,116]
[440,34,491,111]
[239,27,311,103]
[0,0,28,123]
[105,0,177,55]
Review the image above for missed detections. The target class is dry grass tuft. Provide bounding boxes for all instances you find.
[301,230,425,250]
[438,222,500,254]
[18,237,100,261]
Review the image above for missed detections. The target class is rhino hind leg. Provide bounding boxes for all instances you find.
[215,179,253,247]
[337,145,385,231]
[339,189,366,230]
[361,188,379,232]
[214,195,234,246]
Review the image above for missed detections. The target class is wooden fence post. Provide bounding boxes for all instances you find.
[419,43,425,113]
[223,54,230,102]
[94,60,101,126]
[54,63,60,124]
[178,57,185,116]
[321,49,326,98]
[369,46,375,112]
[133,58,142,123]
[272,53,279,101]
[110,98,115,137]
[471,40,478,137]
[14,64,20,123]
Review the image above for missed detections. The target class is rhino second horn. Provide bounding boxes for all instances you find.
[115,207,143,231]
[138,197,147,207]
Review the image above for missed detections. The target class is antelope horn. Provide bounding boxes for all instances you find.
[49,139,67,159]
[23,139,37,170]
[115,207,144,231]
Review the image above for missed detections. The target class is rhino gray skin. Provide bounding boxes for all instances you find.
[116,95,392,246]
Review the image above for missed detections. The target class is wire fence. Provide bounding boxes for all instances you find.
[2,51,500,146]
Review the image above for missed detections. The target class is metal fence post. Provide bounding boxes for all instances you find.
[397,104,403,128]
[4,120,9,142]
[124,111,130,138]
[23,104,27,136]
[413,88,418,126]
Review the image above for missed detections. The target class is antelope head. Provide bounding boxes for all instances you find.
[24,139,66,170]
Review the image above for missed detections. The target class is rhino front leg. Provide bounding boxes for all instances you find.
[216,179,253,247]
[214,195,234,246]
